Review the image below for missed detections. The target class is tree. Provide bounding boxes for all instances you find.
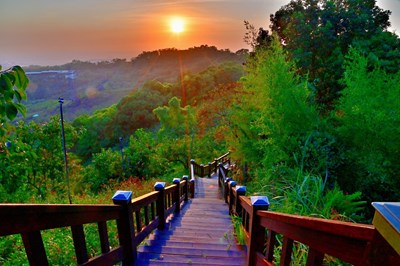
[153,97,197,169]
[269,0,395,110]
[335,49,400,203]
[0,65,29,136]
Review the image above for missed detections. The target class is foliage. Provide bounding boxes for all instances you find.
[154,97,197,169]
[275,171,365,221]
[269,0,396,110]
[112,84,169,137]
[229,37,320,176]
[83,148,123,192]
[73,105,117,161]
[0,117,79,201]
[335,48,400,204]
[0,65,29,136]
[125,129,168,178]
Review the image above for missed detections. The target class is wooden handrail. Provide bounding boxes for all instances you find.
[217,163,400,266]
[0,176,193,265]
[190,151,230,178]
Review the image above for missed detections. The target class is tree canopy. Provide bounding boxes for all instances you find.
[269,0,398,110]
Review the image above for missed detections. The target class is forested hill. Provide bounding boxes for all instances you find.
[23,45,246,122]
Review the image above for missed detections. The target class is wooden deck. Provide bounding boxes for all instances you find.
[136,174,247,265]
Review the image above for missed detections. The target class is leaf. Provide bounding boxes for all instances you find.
[14,103,26,117]
[5,103,18,120]
[12,65,29,90]
[14,89,22,102]
[0,74,13,96]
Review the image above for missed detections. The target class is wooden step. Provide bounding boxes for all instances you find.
[137,253,246,265]
[136,174,247,265]
[141,240,246,252]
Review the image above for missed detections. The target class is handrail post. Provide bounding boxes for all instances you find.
[247,196,269,266]
[154,182,166,230]
[112,190,136,265]
[182,175,189,202]
[228,180,237,215]
[190,178,195,198]
[218,163,223,189]
[235,186,246,216]
[214,158,218,174]
[208,162,212,177]
[224,177,232,204]
[200,164,204,177]
[173,178,181,213]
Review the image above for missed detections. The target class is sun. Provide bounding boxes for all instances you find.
[170,17,185,33]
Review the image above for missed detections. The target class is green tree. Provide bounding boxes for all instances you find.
[73,105,117,161]
[0,65,29,136]
[153,97,197,169]
[269,0,395,110]
[125,129,167,178]
[335,49,400,203]
[230,39,320,173]
[113,85,168,136]
[0,117,79,200]
[83,148,123,192]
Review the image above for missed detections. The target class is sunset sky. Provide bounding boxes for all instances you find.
[1,0,399,68]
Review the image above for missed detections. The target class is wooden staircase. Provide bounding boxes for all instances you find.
[136,175,247,265]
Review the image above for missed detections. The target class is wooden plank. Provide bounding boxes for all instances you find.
[257,211,374,240]
[280,236,293,266]
[0,204,121,236]
[256,252,274,266]
[131,191,158,212]
[259,213,372,265]
[306,247,324,266]
[97,221,110,254]
[71,224,88,264]
[81,247,124,266]
[265,230,276,262]
[21,231,49,266]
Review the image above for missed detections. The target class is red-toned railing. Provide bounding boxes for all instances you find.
[218,163,400,266]
[0,176,193,265]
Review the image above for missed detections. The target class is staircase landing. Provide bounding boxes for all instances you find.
[136,175,247,265]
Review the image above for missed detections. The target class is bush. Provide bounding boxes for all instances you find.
[335,48,400,204]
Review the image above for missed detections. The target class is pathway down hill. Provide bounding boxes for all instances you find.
[136,174,247,265]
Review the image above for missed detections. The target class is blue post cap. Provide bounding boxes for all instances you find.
[236,186,246,194]
[250,196,270,207]
[173,178,181,184]
[182,175,189,180]
[229,180,237,187]
[208,162,211,165]
[190,159,195,163]
[154,182,166,190]
[112,190,132,204]
[200,164,204,167]
[190,179,195,183]
[225,177,232,183]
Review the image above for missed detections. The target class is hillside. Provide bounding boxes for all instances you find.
[23,46,246,122]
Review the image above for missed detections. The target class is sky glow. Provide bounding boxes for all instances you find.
[0,0,399,67]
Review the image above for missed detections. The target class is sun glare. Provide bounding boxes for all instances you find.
[170,17,185,33]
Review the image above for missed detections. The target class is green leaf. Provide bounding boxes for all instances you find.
[0,102,5,116]
[12,65,29,90]
[14,103,26,117]
[14,89,22,102]
[0,74,13,95]
[5,103,18,120]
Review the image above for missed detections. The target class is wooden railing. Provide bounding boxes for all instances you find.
[217,163,400,266]
[190,151,230,178]
[0,176,194,265]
